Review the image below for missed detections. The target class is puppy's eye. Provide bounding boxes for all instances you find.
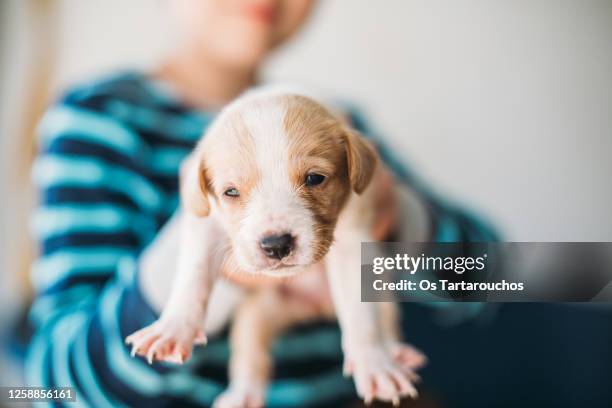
[224,187,240,198]
[305,173,326,187]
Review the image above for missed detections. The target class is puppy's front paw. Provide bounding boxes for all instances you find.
[125,318,206,364]
[212,384,265,408]
[345,345,419,406]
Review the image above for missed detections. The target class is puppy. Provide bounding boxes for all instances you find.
[126,89,427,407]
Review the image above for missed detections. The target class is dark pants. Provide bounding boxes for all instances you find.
[400,303,612,408]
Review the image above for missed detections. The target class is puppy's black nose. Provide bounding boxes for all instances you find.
[260,233,294,260]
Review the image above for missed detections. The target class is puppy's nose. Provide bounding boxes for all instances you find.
[260,233,294,260]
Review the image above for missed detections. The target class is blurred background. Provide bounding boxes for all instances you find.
[1,0,611,406]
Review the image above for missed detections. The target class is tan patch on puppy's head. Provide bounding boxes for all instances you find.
[181,109,258,221]
[283,95,378,261]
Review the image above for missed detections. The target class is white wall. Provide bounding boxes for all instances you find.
[265,0,612,241]
[3,0,612,250]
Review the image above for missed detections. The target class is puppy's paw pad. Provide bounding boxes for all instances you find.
[212,385,265,408]
[125,320,205,364]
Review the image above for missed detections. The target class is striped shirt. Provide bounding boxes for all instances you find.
[26,71,498,407]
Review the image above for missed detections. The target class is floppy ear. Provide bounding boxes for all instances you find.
[343,128,378,194]
[180,152,210,217]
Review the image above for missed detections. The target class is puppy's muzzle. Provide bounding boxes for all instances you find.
[259,233,294,260]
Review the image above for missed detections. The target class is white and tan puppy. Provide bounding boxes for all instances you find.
[126,89,427,407]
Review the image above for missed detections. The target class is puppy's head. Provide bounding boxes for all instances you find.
[181,93,377,276]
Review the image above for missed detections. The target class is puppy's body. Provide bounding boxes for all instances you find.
[127,89,428,407]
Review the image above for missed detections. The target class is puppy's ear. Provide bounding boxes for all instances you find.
[180,152,210,217]
[343,128,378,194]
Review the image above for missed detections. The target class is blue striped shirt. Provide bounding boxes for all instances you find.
[26,71,498,407]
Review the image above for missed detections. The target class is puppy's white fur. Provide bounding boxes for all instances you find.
[127,87,428,407]
[236,102,316,272]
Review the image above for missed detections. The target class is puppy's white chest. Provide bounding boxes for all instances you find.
[276,263,334,313]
